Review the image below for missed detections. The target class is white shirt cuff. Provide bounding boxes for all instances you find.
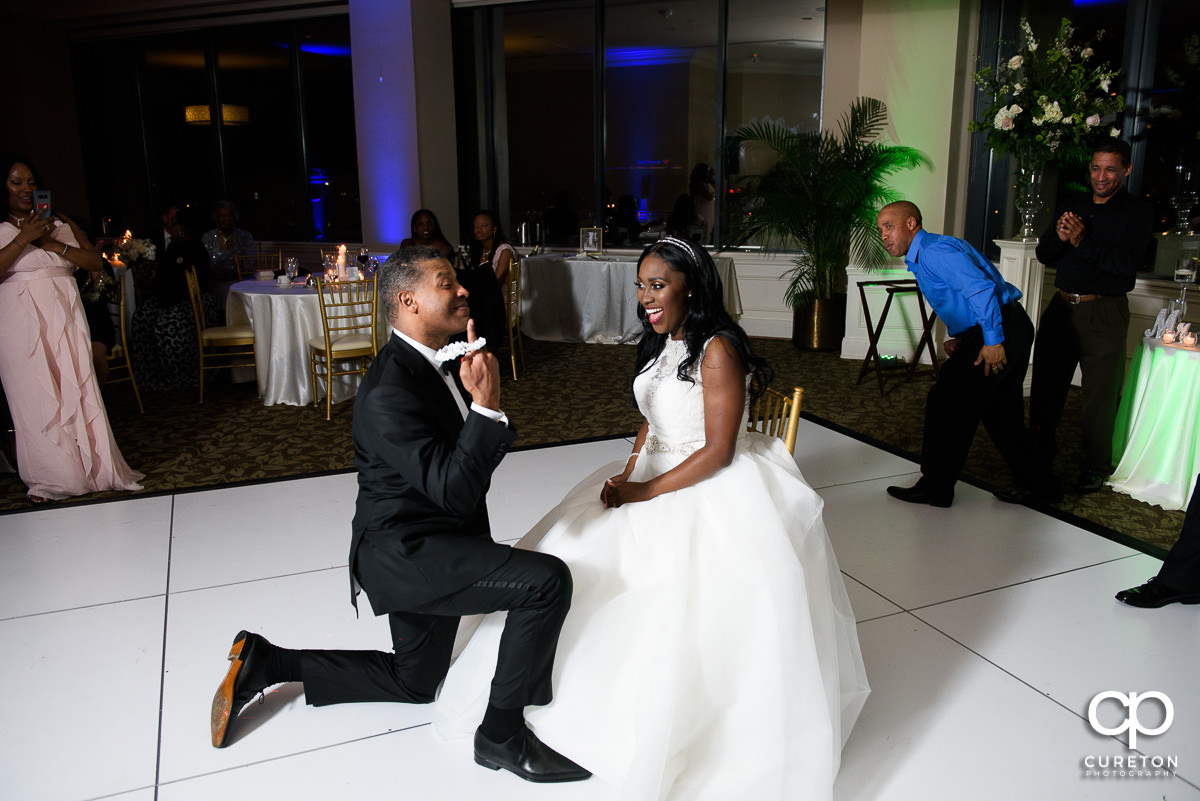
[470,403,509,426]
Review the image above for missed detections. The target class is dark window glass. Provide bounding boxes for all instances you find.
[213,23,301,240]
[297,16,360,242]
[604,0,718,247]
[503,1,596,247]
[722,1,825,248]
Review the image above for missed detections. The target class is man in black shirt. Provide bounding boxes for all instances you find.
[1030,139,1153,493]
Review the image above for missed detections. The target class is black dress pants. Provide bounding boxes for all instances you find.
[919,302,1058,496]
[1029,293,1129,474]
[300,548,571,710]
[1158,473,1200,593]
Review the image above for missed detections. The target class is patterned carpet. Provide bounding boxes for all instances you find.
[0,337,1181,557]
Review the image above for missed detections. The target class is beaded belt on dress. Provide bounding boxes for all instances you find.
[643,434,697,457]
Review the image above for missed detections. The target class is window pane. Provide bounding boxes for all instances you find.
[722,0,825,248]
[297,16,361,242]
[503,1,596,247]
[141,32,221,220]
[605,0,718,247]
[1134,0,1199,274]
[213,23,302,240]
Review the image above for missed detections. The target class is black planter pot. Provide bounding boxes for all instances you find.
[792,294,847,351]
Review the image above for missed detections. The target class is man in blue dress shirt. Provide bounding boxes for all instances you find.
[876,201,1060,508]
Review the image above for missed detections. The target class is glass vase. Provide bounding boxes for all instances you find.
[1016,160,1045,242]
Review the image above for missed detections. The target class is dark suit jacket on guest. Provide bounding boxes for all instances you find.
[348,333,516,615]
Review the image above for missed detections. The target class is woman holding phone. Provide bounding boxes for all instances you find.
[0,152,143,503]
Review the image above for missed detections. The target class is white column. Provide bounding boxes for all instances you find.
[349,0,422,249]
[994,238,1045,393]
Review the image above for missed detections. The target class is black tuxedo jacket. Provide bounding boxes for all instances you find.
[348,334,516,615]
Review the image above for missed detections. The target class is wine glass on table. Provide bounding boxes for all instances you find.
[285,257,299,283]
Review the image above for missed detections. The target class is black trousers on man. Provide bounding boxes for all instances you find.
[299,548,571,710]
[1029,293,1129,474]
[1157,474,1200,594]
[918,302,1058,497]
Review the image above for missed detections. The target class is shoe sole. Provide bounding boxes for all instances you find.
[210,634,248,748]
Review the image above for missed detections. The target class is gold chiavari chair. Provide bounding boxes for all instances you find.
[504,254,525,379]
[233,250,282,281]
[309,277,378,420]
[184,266,257,403]
[104,272,143,413]
[747,386,803,454]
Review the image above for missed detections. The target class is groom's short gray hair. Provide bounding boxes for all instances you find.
[379,246,446,320]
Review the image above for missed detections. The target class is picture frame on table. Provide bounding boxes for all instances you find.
[580,227,603,255]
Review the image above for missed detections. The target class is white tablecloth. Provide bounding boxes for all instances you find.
[519,253,741,344]
[1109,337,1200,510]
[226,280,368,407]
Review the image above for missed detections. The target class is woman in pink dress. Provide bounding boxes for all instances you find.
[0,153,143,503]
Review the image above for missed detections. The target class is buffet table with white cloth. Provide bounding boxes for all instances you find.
[519,253,741,343]
[1109,336,1200,510]
[226,280,377,407]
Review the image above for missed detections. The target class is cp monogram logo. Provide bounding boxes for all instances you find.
[1087,691,1174,750]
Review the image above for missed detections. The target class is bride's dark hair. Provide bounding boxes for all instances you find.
[634,237,772,402]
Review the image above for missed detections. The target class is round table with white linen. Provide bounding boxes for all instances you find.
[226,280,370,407]
[1109,336,1200,510]
[519,253,741,344]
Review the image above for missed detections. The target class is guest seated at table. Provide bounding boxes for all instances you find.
[606,194,642,247]
[133,205,214,391]
[458,209,510,345]
[400,208,454,261]
[202,200,253,322]
[1116,473,1200,608]
[664,193,706,242]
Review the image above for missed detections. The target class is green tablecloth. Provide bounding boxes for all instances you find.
[1109,336,1200,510]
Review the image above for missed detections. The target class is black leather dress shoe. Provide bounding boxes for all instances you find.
[886,484,952,508]
[1115,577,1200,609]
[474,726,591,783]
[211,630,276,748]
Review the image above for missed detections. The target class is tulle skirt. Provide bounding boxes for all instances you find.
[435,433,868,801]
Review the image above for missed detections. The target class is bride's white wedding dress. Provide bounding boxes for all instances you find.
[436,337,869,800]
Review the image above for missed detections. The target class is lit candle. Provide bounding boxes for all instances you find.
[1163,331,1176,344]
[1185,333,1198,347]
[337,244,347,280]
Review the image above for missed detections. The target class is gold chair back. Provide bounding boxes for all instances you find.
[104,273,143,413]
[748,386,803,454]
[234,251,282,280]
[185,266,257,402]
[309,277,378,420]
[504,254,524,379]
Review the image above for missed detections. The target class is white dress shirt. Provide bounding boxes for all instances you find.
[393,329,507,425]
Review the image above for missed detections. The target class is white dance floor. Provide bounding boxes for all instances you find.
[1,420,1197,800]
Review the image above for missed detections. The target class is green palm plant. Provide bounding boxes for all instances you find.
[724,97,929,309]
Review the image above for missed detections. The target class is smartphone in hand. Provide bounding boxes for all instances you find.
[34,190,52,221]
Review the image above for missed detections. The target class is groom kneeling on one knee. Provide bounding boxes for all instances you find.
[209,246,590,784]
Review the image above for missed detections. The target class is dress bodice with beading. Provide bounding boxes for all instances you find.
[633,337,748,458]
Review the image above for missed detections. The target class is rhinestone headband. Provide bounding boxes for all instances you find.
[659,236,700,268]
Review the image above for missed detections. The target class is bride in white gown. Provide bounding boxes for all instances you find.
[437,237,868,800]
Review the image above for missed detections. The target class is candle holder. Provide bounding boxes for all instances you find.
[1184,333,1198,347]
[1163,330,1177,344]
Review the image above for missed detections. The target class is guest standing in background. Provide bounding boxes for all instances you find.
[1029,139,1154,494]
[400,208,454,261]
[0,152,143,503]
[876,201,1060,508]
[133,205,214,391]
[202,200,253,322]
[460,209,511,345]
